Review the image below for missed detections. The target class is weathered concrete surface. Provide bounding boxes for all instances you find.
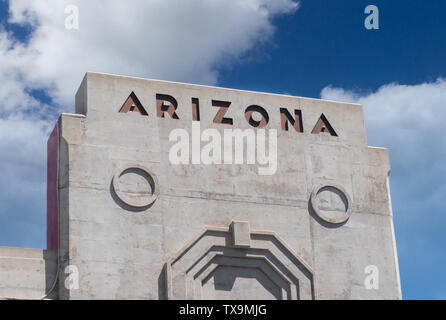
[0,71,401,299]
[53,72,401,299]
[0,247,57,299]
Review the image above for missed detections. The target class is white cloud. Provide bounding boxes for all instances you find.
[0,116,50,248]
[0,0,298,247]
[321,80,446,218]
[5,0,299,108]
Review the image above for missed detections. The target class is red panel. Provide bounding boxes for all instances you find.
[46,117,61,250]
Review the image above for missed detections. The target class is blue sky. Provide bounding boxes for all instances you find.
[218,1,446,96]
[0,0,445,300]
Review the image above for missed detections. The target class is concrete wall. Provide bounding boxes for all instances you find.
[52,72,401,299]
[0,247,57,300]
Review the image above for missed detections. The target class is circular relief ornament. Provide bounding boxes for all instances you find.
[310,183,352,224]
[112,165,159,209]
